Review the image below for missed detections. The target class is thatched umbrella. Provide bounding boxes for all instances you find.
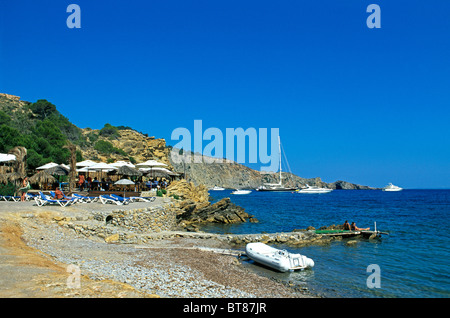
[0,173,9,184]
[1,172,24,193]
[6,172,24,183]
[8,146,27,176]
[145,169,171,178]
[44,165,70,189]
[46,165,70,176]
[29,170,57,185]
[117,165,142,177]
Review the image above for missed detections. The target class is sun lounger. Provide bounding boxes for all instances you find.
[35,192,74,207]
[99,194,129,205]
[25,193,38,201]
[50,191,79,204]
[129,196,156,203]
[1,195,21,202]
[109,194,133,204]
[72,193,99,203]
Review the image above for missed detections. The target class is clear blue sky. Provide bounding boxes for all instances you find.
[1,0,449,188]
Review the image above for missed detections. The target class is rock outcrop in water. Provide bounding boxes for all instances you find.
[166,180,258,230]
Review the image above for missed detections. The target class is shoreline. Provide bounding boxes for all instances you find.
[0,200,317,298]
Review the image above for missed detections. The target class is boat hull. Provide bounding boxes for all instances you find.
[245,243,314,272]
[298,189,333,194]
[231,190,252,195]
[256,188,297,192]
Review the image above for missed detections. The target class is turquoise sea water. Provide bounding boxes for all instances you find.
[203,189,450,298]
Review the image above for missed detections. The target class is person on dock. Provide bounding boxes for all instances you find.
[351,222,370,231]
[343,220,351,231]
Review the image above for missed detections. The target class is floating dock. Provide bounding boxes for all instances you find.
[315,229,388,239]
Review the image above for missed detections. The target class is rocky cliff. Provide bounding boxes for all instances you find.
[80,128,171,166]
[169,153,375,190]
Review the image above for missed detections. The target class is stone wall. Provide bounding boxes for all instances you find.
[103,205,176,234]
[57,202,179,244]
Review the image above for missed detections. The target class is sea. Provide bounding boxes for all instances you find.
[203,189,450,298]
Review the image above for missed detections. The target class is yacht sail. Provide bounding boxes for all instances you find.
[256,136,297,192]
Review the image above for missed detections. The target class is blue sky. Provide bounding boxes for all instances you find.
[1,0,449,188]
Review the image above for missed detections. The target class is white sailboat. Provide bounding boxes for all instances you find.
[256,136,297,192]
[383,183,403,192]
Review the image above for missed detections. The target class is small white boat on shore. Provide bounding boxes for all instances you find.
[383,183,403,192]
[245,242,314,272]
[297,184,333,194]
[231,189,251,195]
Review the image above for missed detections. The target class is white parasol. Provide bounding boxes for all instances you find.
[114,178,135,197]
[136,160,168,178]
[36,162,59,170]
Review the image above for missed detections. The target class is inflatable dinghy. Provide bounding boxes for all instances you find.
[245,242,314,272]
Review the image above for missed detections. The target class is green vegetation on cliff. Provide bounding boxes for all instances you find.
[0,94,132,170]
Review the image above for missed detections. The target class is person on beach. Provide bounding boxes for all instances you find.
[19,177,31,202]
[351,222,370,231]
[53,187,64,200]
[343,220,351,230]
[78,174,85,191]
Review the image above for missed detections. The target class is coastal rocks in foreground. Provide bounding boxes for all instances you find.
[166,180,258,230]
[177,198,259,230]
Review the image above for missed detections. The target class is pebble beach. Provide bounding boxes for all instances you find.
[0,199,314,298]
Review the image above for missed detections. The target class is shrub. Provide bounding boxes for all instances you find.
[94,140,127,156]
[0,182,16,196]
[99,123,119,139]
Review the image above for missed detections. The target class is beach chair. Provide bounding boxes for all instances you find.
[109,194,133,204]
[99,194,128,205]
[50,191,78,204]
[129,196,156,203]
[58,191,80,204]
[35,192,73,207]
[25,193,38,201]
[1,195,21,202]
[72,193,99,203]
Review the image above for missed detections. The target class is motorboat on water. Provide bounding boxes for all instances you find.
[210,186,225,191]
[245,242,314,272]
[383,183,403,191]
[297,184,333,194]
[231,189,252,195]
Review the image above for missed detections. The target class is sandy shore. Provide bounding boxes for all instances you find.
[0,200,315,298]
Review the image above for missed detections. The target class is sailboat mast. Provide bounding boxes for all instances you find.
[278,136,282,185]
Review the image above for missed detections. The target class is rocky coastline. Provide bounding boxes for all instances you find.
[0,179,345,299]
[0,197,320,298]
